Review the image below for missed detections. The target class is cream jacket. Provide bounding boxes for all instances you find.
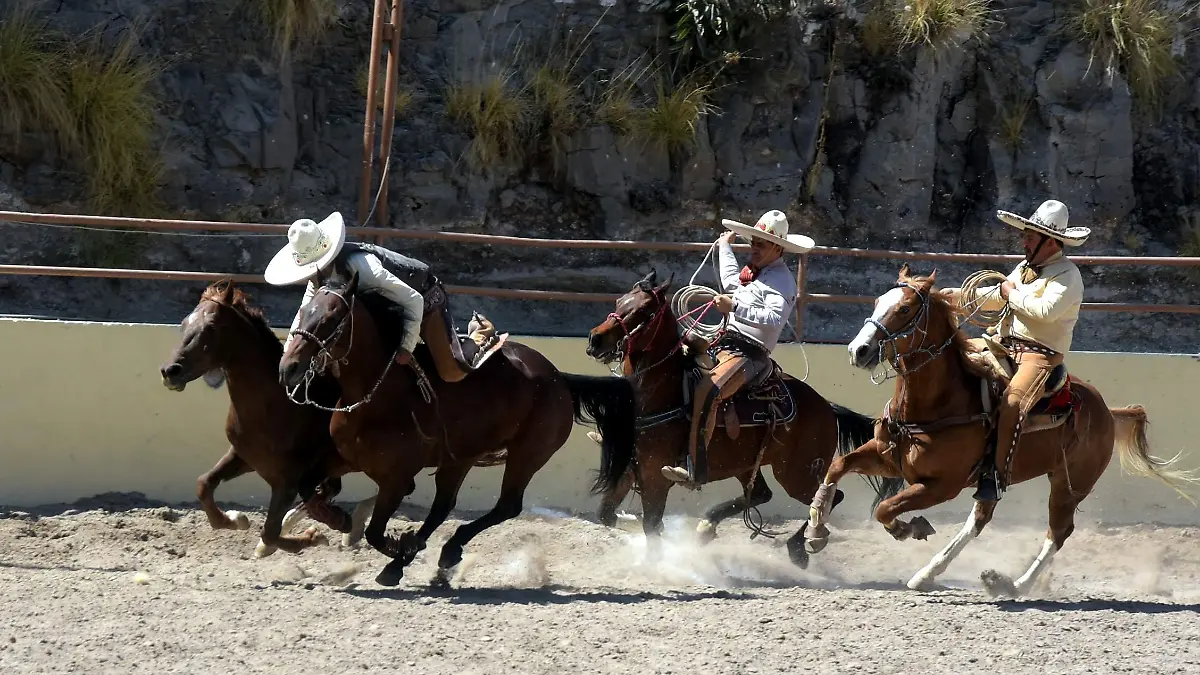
[945,253,1084,355]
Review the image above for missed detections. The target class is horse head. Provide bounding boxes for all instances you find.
[278,269,361,389]
[586,268,674,363]
[848,263,958,371]
[161,279,264,392]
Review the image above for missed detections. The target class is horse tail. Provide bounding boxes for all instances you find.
[561,373,640,495]
[829,402,906,511]
[1111,404,1200,505]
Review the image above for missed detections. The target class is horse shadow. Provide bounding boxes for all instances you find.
[928,595,1200,615]
[338,583,755,606]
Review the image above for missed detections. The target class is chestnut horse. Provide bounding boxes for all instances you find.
[585,270,905,566]
[159,280,374,557]
[278,269,639,588]
[807,264,1199,595]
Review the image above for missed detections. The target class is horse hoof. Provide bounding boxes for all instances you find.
[910,516,936,541]
[254,540,278,558]
[430,568,454,591]
[304,527,329,547]
[375,565,404,587]
[227,511,251,531]
[906,573,935,592]
[787,532,810,569]
[696,520,717,545]
[804,522,830,553]
[980,569,1019,598]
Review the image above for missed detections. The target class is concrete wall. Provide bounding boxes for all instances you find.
[1,318,1197,528]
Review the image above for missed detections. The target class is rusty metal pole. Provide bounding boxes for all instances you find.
[358,0,387,224]
[374,0,405,232]
[794,253,809,342]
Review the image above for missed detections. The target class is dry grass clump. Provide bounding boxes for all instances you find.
[1067,0,1180,109]
[355,65,414,116]
[444,72,532,170]
[0,3,163,216]
[632,77,716,155]
[256,0,337,62]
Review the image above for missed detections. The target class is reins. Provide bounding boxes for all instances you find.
[284,286,432,413]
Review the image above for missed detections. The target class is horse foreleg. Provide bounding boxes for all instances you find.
[364,480,416,587]
[254,485,329,558]
[806,440,893,553]
[636,472,671,565]
[906,499,997,591]
[875,481,950,542]
[695,470,772,545]
[196,446,253,531]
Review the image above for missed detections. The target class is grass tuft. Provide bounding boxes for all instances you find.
[64,29,163,216]
[996,90,1034,151]
[355,65,414,116]
[1068,0,1180,109]
[893,0,992,50]
[632,77,716,155]
[530,64,583,159]
[444,72,531,171]
[257,0,337,62]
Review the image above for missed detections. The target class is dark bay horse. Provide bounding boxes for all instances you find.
[277,269,640,588]
[585,270,904,566]
[809,263,1199,595]
[159,280,375,557]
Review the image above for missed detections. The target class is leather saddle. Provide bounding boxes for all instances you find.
[457,311,508,369]
[681,335,797,440]
[961,335,1076,433]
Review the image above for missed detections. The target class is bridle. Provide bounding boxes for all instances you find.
[864,282,958,384]
[284,286,426,412]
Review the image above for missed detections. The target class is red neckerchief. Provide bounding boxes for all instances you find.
[739,265,761,286]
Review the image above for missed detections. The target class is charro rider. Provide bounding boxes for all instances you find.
[661,210,815,489]
[944,199,1089,503]
[265,211,505,383]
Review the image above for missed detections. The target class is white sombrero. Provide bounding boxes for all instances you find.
[996,200,1090,247]
[264,211,348,286]
[722,210,815,254]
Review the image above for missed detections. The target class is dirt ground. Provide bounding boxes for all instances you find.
[0,493,1197,675]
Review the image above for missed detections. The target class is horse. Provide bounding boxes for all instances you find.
[806,263,1199,596]
[159,279,376,557]
[584,269,906,566]
[277,268,640,588]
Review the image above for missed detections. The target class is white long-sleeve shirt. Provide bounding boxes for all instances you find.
[285,251,425,353]
[945,252,1084,354]
[717,241,798,352]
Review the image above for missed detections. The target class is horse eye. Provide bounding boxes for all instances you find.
[899,306,911,314]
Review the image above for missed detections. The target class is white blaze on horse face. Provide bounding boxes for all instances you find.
[849,286,906,361]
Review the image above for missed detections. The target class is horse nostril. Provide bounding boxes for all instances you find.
[162,363,182,378]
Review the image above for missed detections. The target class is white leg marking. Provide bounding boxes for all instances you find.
[224,510,251,530]
[280,505,308,534]
[907,502,983,591]
[342,495,377,547]
[1013,537,1057,595]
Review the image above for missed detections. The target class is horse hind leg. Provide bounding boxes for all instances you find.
[981,469,1085,598]
[695,470,773,545]
[906,499,997,591]
[432,431,561,589]
[254,485,329,558]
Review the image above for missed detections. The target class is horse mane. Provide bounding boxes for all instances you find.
[202,281,283,355]
[906,272,977,368]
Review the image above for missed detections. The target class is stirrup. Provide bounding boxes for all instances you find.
[973,470,1001,502]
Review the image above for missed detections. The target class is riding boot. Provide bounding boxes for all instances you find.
[662,378,715,488]
[419,295,506,384]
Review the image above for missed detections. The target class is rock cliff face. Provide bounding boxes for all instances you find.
[0,0,1197,353]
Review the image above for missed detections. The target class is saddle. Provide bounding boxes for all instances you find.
[458,311,508,369]
[681,335,796,439]
[961,335,1076,433]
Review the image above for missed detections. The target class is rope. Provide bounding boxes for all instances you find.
[956,270,1011,330]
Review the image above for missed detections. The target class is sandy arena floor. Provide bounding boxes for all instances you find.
[0,493,1197,675]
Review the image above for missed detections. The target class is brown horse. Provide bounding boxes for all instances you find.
[277,269,639,588]
[806,263,1199,595]
[584,270,904,566]
[159,280,375,557]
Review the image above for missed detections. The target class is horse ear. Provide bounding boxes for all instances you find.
[656,271,675,293]
[218,278,235,303]
[926,268,938,287]
[641,269,657,286]
[898,263,912,282]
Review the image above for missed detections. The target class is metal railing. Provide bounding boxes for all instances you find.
[3,210,1199,340]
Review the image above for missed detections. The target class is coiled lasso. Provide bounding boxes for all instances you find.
[956,269,1012,329]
